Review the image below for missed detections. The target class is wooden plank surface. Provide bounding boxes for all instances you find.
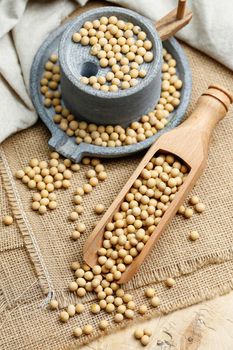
[81,291,233,349]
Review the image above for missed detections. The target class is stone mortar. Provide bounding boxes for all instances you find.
[59,7,162,126]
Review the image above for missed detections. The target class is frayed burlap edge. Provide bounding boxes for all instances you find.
[126,250,233,290]
[0,148,54,300]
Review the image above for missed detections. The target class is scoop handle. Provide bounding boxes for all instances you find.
[155,0,192,41]
[145,84,233,170]
[180,85,233,140]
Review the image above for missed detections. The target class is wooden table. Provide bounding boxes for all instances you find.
[82,291,233,349]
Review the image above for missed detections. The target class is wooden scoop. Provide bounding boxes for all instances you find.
[156,0,192,41]
[84,85,233,284]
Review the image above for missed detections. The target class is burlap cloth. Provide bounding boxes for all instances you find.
[1,4,233,350]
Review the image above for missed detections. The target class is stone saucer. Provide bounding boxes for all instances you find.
[30,18,192,162]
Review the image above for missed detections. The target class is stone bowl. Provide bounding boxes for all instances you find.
[30,16,192,162]
[59,7,162,126]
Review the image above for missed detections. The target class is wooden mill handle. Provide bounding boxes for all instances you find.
[176,0,186,19]
[155,0,192,41]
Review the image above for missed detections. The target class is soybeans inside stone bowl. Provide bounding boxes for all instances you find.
[59,7,163,126]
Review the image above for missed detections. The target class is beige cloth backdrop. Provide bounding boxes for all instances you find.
[0,9,233,345]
